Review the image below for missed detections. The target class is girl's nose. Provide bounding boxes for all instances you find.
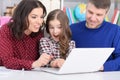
[53,28,58,34]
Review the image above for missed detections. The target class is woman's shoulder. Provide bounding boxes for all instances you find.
[0,24,11,36]
[0,24,9,31]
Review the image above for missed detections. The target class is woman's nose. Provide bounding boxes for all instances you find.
[37,18,43,25]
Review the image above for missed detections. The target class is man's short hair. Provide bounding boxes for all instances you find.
[88,0,111,9]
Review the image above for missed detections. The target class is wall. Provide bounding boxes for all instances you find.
[0,0,21,16]
[0,0,62,16]
[62,0,117,21]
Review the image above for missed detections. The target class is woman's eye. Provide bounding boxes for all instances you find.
[40,16,44,19]
[32,16,36,19]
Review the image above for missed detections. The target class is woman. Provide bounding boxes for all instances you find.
[0,0,52,70]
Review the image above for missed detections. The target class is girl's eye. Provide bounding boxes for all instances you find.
[49,26,54,29]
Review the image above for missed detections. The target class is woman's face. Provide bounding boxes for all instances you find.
[24,7,44,35]
[49,19,62,42]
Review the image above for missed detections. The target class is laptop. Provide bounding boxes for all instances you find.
[39,48,114,74]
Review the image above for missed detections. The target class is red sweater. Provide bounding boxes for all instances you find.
[0,25,43,70]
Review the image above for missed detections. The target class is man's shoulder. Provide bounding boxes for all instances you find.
[104,21,118,26]
[70,21,86,29]
[103,21,120,35]
[71,21,85,26]
[103,21,120,29]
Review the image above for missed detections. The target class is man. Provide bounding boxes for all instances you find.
[70,0,120,71]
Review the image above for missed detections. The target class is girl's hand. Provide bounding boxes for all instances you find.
[50,58,65,68]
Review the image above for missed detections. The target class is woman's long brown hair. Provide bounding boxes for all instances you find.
[7,0,47,39]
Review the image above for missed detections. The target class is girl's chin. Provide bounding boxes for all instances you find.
[53,38,59,41]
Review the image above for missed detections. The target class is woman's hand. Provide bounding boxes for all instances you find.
[32,53,53,68]
[50,58,65,68]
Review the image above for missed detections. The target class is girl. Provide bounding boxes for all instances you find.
[39,9,75,68]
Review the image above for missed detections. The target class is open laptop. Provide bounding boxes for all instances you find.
[39,48,114,74]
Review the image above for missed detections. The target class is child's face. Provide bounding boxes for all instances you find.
[49,19,62,42]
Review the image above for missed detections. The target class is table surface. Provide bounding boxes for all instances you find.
[0,67,120,80]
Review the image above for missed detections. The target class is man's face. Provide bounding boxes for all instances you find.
[86,2,108,29]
